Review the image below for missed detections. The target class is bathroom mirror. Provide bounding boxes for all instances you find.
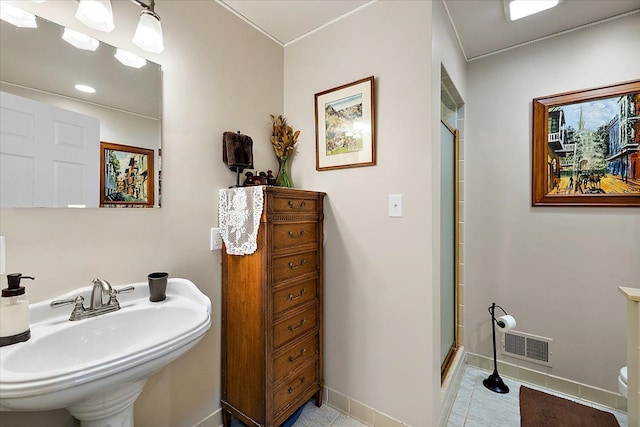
[0,14,162,208]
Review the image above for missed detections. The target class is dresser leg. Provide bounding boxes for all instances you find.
[222,409,232,427]
[315,388,323,407]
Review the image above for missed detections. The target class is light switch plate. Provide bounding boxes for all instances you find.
[210,228,222,251]
[389,194,403,217]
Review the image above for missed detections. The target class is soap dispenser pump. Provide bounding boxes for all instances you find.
[0,273,35,347]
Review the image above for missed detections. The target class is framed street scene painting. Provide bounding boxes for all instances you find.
[99,141,154,208]
[532,80,640,207]
[315,76,375,171]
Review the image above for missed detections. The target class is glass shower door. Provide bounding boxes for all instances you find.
[440,121,457,370]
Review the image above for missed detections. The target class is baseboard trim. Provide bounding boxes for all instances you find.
[439,346,466,427]
[193,407,222,427]
[324,386,408,427]
[466,352,627,412]
[198,392,409,427]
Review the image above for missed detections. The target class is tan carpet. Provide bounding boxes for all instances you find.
[519,386,620,427]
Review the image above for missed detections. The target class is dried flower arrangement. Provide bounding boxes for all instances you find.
[270,114,300,187]
[270,114,300,161]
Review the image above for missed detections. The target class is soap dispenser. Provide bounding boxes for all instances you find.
[0,273,35,347]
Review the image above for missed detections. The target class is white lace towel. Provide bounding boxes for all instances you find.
[218,186,264,255]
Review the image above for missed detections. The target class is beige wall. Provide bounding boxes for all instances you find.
[0,1,283,426]
[283,1,465,425]
[465,13,640,393]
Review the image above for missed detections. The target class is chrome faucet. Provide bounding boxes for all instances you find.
[50,279,134,321]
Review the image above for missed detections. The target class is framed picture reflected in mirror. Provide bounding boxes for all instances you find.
[100,142,155,208]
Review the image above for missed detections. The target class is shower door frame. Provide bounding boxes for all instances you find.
[440,120,460,380]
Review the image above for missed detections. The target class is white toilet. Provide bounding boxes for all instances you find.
[619,366,628,398]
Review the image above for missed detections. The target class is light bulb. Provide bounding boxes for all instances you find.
[132,10,164,53]
[0,3,37,28]
[508,0,560,21]
[75,0,114,32]
[75,84,96,94]
[115,49,147,68]
[62,28,99,51]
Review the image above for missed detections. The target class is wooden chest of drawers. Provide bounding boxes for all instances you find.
[221,187,326,427]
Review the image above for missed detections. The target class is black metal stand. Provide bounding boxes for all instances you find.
[483,302,510,394]
[235,168,242,187]
[228,168,243,188]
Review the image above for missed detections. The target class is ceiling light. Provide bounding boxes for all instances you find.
[0,3,37,28]
[75,84,96,93]
[131,0,164,53]
[75,0,114,32]
[31,0,47,3]
[115,48,147,68]
[506,0,561,21]
[62,28,99,51]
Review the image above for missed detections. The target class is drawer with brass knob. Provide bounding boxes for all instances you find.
[273,334,318,383]
[272,250,317,283]
[271,196,317,215]
[273,362,318,417]
[273,278,318,316]
[273,222,318,249]
[273,306,317,349]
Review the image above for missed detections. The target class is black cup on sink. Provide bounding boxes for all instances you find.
[147,272,168,302]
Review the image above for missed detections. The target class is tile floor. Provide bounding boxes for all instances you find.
[446,366,628,427]
[229,401,367,427]
[230,365,628,427]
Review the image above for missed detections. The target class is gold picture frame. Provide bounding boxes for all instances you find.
[315,76,376,171]
[100,141,154,208]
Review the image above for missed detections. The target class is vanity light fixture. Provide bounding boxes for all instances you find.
[131,0,164,53]
[62,28,100,51]
[115,48,147,68]
[505,0,561,21]
[0,3,37,28]
[75,84,96,94]
[75,0,115,33]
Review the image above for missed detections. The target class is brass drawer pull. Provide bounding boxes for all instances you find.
[288,319,306,331]
[288,376,306,394]
[287,348,307,363]
[287,200,306,209]
[288,259,306,270]
[288,288,306,300]
[288,230,305,239]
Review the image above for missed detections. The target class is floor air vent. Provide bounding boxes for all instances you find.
[501,330,553,367]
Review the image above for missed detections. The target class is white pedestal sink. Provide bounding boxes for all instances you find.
[0,278,211,427]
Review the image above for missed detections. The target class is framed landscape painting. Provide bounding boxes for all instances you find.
[532,80,640,207]
[315,76,375,171]
[99,142,154,208]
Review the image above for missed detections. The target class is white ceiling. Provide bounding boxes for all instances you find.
[444,0,640,60]
[218,0,640,59]
[217,0,374,45]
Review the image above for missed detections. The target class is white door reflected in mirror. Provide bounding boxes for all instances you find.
[0,92,99,208]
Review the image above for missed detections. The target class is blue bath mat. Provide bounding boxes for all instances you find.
[281,403,305,427]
